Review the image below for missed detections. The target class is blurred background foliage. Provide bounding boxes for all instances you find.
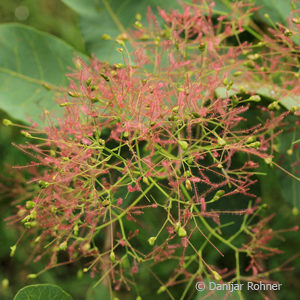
[0,0,85,52]
[0,1,299,300]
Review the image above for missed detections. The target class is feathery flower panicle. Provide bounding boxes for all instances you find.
[5,1,299,298]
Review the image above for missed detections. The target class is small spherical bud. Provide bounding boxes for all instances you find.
[20,130,32,138]
[217,138,226,146]
[58,241,67,251]
[292,207,299,216]
[185,179,192,191]
[17,208,26,217]
[135,13,142,20]
[268,101,280,111]
[264,13,269,19]
[287,149,293,155]
[110,251,116,262]
[10,245,17,257]
[115,39,125,46]
[157,285,167,294]
[38,180,49,188]
[102,199,110,206]
[101,33,111,40]
[233,71,242,77]
[248,141,261,149]
[215,190,225,197]
[264,157,272,165]
[27,274,37,279]
[26,201,35,209]
[246,136,256,143]
[185,170,191,177]
[148,237,156,246]
[68,91,79,97]
[247,54,260,60]
[178,227,187,237]
[24,221,37,228]
[74,224,79,236]
[136,297,142,300]
[292,17,300,24]
[142,176,150,185]
[77,269,83,279]
[212,270,222,281]
[2,119,13,126]
[2,278,9,290]
[172,106,179,113]
[178,140,188,150]
[135,21,143,29]
[82,243,91,252]
[249,95,261,102]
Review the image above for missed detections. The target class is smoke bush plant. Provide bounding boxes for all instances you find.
[4,1,300,299]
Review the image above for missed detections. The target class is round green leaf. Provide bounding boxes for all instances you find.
[61,0,187,63]
[0,23,86,124]
[14,284,73,300]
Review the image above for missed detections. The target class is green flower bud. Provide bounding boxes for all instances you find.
[110,251,116,263]
[172,106,179,113]
[233,71,242,77]
[264,157,272,165]
[185,179,192,191]
[101,33,111,40]
[217,138,226,146]
[26,201,35,209]
[178,140,188,150]
[249,95,261,102]
[38,180,49,189]
[68,91,79,97]
[135,21,143,29]
[2,278,9,290]
[215,190,225,197]
[148,237,156,246]
[135,13,142,20]
[27,274,37,279]
[212,270,222,281]
[157,286,167,294]
[74,224,79,236]
[2,119,12,126]
[10,245,17,257]
[21,130,32,138]
[59,102,73,107]
[58,241,67,251]
[292,207,299,216]
[246,136,256,143]
[142,176,150,185]
[178,227,187,237]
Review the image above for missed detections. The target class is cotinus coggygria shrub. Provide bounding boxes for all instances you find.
[3,1,299,299]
